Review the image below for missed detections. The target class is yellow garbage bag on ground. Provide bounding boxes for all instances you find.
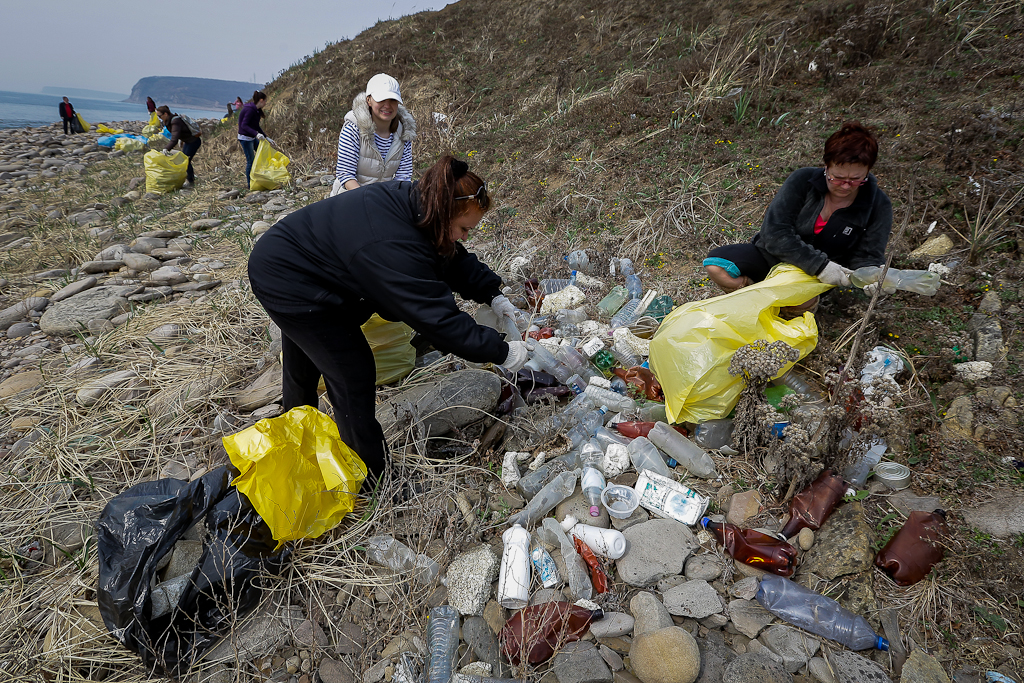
[96,124,123,134]
[75,112,91,132]
[147,134,169,150]
[223,405,367,545]
[143,150,188,194]
[114,137,146,152]
[249,139,291,191]
[649,264,832,424]
[141,112,161,136]
[311,314,416,394]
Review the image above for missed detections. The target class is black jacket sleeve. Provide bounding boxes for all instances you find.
[165,118,183,150]
[846,191,893,270]
[346,240,509,365]
[442,243,504,305]
[758,169,830,276]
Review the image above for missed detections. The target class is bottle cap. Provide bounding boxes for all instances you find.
[590,505,600,517]
[666,457,678,468]
[877,636,890,651]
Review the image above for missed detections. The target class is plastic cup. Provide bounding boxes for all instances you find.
[602,484,640,519]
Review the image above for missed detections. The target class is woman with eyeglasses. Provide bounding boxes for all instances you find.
[247,155,530,480]
[703,121,892,306]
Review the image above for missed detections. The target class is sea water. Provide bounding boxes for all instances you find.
[0,90,221,129]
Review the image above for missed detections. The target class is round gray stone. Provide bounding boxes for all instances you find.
[723,653,793,683]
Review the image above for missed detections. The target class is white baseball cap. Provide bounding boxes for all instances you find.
[366,73,403,104]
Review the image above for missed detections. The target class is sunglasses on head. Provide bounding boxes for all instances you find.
[454,184,488,208]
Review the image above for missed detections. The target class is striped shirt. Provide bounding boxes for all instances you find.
[335,121,413,184]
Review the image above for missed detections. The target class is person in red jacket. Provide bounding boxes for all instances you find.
[146,97,156,113]
[59,97,76,135]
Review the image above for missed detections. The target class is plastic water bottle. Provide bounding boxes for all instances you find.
[693,419,734,450]
[566,250,591,274]
[844,437,887,487]
[566,374,588,395]
[527,340,573,383]
[625,274,643,300]
[580,439,607,517]
[426,605,461,683]
[366,536,441,584]
[597,286,630,318]
[516,451,581,500]
[626,436,674,479]
[566,406,608,447]
[610,376,628,395]
[556,344,601,381]
[638,402,668,423]
[648,422,718,479]
[592,426,629,450]
[556,308,588,324]
[507,470,579,527]
[584,384,635,412]
[756,575,889,651]
[776,368,823,399]
[850,266,940,296]
[611,338,641,368]
[540,271,578,294]
[610,299,644,330]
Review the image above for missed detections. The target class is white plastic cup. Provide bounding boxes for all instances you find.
[601,484,640,520]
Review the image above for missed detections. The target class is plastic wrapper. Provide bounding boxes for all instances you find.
[144,149,188,194]
[97,466,290,675]
[573,537,609,593]
[612,366,664,401]
[222,405,367,545]
[649,264,831,424]
[249,139,291,191]
[499,602,602,665]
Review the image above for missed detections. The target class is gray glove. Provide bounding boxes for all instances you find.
[256,133,266,141]
[817,261,852,287]
[501,341,530,373]
[491,294,518,320]
[863,282,880,296]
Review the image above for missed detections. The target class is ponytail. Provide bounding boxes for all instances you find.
[418,155,490,257]
[253,90,267,104]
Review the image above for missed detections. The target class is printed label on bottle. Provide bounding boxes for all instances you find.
[581,337,604,357]
[634,471,709,525]
[531,546,560,588]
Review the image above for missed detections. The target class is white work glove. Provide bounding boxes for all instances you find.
[491,294,518,320]
[863,282,880,296]
[500,341,530,373]
[161,149,172,156]
[817,261,852,287]
[256,133,266,141]
[267,138,275,145]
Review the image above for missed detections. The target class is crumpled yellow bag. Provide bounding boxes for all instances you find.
[143,150,188,194]
[141,112,161,136]
[362,314,416,385]
[249,139,291,191]
[75,112,91,132]
[147,134,169,150]
[223,405,367,546]
[115,137,146,152]
[649,264,832,424]
[96,124,123,134]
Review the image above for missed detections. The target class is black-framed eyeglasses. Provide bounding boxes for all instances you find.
[454,184,488,208]
[824,169,868,187]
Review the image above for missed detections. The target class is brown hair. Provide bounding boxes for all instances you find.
[253,90,267,104]
[823,121,879,169]
[155,105,171,116]
[418,155,491,257]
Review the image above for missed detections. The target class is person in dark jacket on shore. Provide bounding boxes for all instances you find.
[247,155,529,480]
[156,105,202,186]
[237,90,272,188]
[146,97,156,113]
[59,97,76,135]
[703,121,892,311]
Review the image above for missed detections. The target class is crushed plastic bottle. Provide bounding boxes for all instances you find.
[366,535,441,584]
[516,451,580,500]
[779,470,847,539]
[701,518,798,576]
[597,286,630,318]
[566,406,608,448]
[556,308,588,324]
[874,509,949,586]
[626,436,674,479]
[499,601,601,666]
[756,575,889,651]
[566,250,592,274]
[610,298,644,329]
[843,437,887,487]
[584,384,635,412]
[507,470,579,527]
[850,266,941,296]
[539,517,593,600]
[426,605,461,683]
[647,422,718,479]
[644,295,675,321]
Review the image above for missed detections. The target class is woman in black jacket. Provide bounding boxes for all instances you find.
[247,156,528,478]
[704,122,892,307]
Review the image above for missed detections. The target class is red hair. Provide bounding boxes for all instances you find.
[823,121,878,168]
[418,155,490,257]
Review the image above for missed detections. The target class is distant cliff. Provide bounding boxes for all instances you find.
[126,76,264,111]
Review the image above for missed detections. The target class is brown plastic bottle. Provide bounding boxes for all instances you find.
[701,518,798,577]
[874,509,949,586]
[779,469,847,539]
[499,601,603,665]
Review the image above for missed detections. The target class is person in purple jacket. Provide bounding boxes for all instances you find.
[237,90,274,188]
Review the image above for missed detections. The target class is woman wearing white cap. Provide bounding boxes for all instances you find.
[331,73,417,196]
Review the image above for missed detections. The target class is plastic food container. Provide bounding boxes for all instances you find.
[873,462,911,490]
[602,484,640,519]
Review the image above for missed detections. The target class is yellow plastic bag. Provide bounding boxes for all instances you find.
[96,124,123,134]
[114,137,145,152]
[143,149,188,194]
[649,264,832,424]
[249,139,291,191]
[223,405,367,545]
[141,112,161,136]
[75,112,91,132]
[147,134,169,150]
[362,314,416,385]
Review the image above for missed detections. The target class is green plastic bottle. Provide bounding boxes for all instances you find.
[597,286,629,318]
[592,349,616,374]
[645,295,675,321]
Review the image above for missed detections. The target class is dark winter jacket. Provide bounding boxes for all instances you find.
[59,102,74,119]
[753,167,893,275]
[237,103,265,138]
[247,181,508,364]
[164,115,198,150]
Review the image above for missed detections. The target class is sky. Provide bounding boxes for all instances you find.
[0,0,444,95]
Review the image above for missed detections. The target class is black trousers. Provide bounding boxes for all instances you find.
[251,289,388,478]
[181,138,202,184]
[62,117,72,134]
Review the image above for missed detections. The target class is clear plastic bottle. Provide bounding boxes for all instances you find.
[580,440,607,517]
[566,250,591,274]
[426,605,461,683]
[610,376,628,395]
[597,286,630,318]
[756,574,889,651]
[638,402,668,423]
[527,340,573,383]
[647,422,718,479]
[366,536,441,584]
[609,299,643,329]
[776,368,823,400]
[850,266,940,296]
[566,405,608,448]
[556,344,601,381]
[693,419,734,450]
[516,451,581,500]
[507,470,579,527]
[592,426,629,450]
[611,338,641,368]
[625,274,643,300]
[627,436,675,479]
[539,517,593,600]
[540,271,578,294]
[618,258,634,277]
[556,308,588,324]
[584,384,635,412]
[566,374,588,395]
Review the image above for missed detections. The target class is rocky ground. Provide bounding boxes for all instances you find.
[0,111,1021,683]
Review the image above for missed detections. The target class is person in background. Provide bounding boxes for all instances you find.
[331,73,416,196]
[59,97,76,135]
[248,155,527,481]
[233,96,244,110]
[156,105,202,187]
[226,102,234,117]
[237,90,273,188]
[146,97,156,114]
[703,121,892,311]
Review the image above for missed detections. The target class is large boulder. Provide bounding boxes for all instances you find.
[629,626,701,683]
[615,519,699,586]
[375,369,502,439]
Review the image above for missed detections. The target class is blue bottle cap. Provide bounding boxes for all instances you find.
[666,457,678,468]
[877,636,889,651]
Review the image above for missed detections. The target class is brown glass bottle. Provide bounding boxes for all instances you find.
[874,510,948,586]
[780,469,847,539]
[702,518,798,577]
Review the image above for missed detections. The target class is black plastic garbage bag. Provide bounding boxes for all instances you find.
[97,466,290,676]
